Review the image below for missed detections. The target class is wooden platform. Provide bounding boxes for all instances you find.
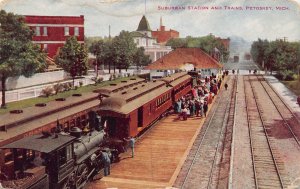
[86,114,206,189]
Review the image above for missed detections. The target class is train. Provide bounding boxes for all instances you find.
[0,72,192,189]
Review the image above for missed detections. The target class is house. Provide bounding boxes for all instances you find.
[146,48,223,79]
[131,15,172,62]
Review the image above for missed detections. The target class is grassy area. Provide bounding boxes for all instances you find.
[281,78,300,96]
[0,76,137,115]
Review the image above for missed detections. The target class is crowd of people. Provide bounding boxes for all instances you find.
[174,73,225,121]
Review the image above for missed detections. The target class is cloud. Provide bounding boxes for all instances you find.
[1,0,300,41]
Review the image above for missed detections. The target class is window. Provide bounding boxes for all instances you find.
[74,27,79,36]
[58,145,73,167]
[66,145,72,161]
[64,26,70,36]
[43,27,47,36]
[35,26,40,36]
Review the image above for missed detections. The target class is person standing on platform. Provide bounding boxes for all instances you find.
[203,101,208,117]
[101,151,111,176]
[124,137,136,158]
[225,83,228,90]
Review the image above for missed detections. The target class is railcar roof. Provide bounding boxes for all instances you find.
[93,77,145,96]
[0,134,76,153]
[99,73,191,115]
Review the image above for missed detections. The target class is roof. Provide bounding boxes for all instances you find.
[146,48,223,70]
[0,134,76,153]
[93,78,145,97]
[24,15,84,25]
[98,72,191,116]
[131,31,154,39]
[137,15,151,31]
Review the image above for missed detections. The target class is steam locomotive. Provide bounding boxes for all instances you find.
[0,111,117,189]
[0,72,193,189]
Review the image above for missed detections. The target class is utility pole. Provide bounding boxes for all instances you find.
[109,25,111,40]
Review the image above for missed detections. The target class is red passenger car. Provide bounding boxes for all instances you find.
[97,72,192,139]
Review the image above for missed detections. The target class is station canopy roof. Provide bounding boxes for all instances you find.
[146,48,223,70]
[0,134,75,153]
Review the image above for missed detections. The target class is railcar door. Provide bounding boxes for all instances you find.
[138,107,143,127]
[107,118,117,138]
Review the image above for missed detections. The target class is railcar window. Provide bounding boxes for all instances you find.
[66,145,72,161]
[58,147,67,166]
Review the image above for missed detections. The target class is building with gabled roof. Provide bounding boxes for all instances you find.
[131,15,172,62]
[146,48,223,79]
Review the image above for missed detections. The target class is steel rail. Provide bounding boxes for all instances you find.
[180,76,235,189]
[227,75,238,189]
[248,75,284,188]
[242,76,258,189]
[261,76,300,124]
[256,75,300,147]
[208,75,237,188]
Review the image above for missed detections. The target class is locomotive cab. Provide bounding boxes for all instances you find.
[0,133,76,189]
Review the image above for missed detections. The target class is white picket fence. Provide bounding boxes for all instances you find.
[0,69,150,105]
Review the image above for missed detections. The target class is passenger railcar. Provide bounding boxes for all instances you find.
[98,72,192,138]
[0,72,192,189]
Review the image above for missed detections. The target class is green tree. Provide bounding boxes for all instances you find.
[166,38,187,49]
[89,39,107,77]
[55,36,88,87]
[133,47,151,70]
[168,35,230,62]
[0,10,46,108]
[112,31,137,72]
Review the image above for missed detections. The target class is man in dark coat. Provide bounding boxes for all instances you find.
[203,101,208,117]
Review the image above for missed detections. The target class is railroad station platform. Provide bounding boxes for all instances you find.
[86,114,206,189]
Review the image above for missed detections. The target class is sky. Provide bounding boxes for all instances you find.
[1,0,300,42]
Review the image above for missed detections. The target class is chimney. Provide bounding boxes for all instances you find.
[160,16,165,31]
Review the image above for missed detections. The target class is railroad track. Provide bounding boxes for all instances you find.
[244,75,287,188]
[175,76,237,189]
[256,75,300,145]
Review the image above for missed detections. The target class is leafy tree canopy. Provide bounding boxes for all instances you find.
[0,10,46,108]
[55,36,88,85]
[251,38,300,74]
[166,35,229,62]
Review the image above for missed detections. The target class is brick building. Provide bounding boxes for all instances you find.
[24,15,85,58]
[152,17,179,44]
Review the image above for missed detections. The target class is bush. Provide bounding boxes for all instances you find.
[276,70,295,81]
[63,83,72,91]
[41,86,54,97]
[79,81,83,87]
[97,77,104,83]
[53,83,64,94]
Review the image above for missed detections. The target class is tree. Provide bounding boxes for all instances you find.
[133,47,151,70]
[112,31,137,72]
[167,35,229,62]
[89,39,106,77]
[0,10,46,108]
[55,36,88,87]
[166,38,187,49]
